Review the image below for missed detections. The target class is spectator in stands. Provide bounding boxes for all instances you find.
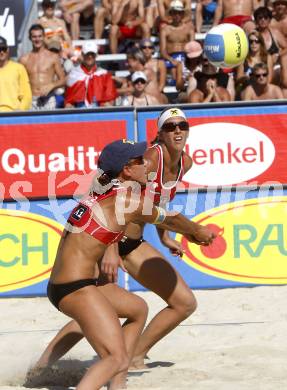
[0,37,32,112]
[124,71,161,105]
[65,41,117,107]
[176,40,203,101]
[109,0,150,54]
[94,0,112,39]
[36,0,72,58]
[140,38,167,96]
[127,47,168,103]
[188,63,231,102]
[254,6,287,64]
[271,0,287,38]
[158,0,193,25]
[59,0,96,40]
[195,0,217,33]
[212,0,263,33]
[160,0,194,83]
[145,0,159,32]
[235,30,273,97]
[19,24,66,110]
[241,62,284,99]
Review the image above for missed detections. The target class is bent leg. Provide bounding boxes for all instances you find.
[124,242,197,368]
[60,285,129,390]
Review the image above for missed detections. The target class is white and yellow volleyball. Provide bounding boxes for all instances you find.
[203,24,248,68]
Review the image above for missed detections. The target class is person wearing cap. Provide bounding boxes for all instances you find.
[41,138,215,389]
[160,0,194,84]
[271,0,287,38]
[188,63,231,102]
[65,40,117,108]
[29,109,216,375]
[35,0,72,57]
[158,0,193,25]
[0,36,32,112]
[19,24,66,110]
[140,38,167,95]
[124,71,160,106]
[109,0,150,54]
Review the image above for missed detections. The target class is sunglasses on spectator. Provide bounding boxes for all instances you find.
[254,72,268,78]
[161,121,189,132]
[126,156,145,166]
[249,38,260,44]
[141,45,154,49]
[0,47,8,53]
[133,79,147,84]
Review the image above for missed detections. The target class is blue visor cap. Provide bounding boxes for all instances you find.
[98,139,147,178]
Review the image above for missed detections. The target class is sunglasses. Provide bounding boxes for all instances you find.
[126,156,145,166]
[0,47,8,53]
[249,38,260,44]
[141,45,153,49]
[133,79,146,84]
[161,121,189,132]
[254,72,268,78]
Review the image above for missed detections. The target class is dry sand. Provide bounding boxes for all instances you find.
[1,286,287,390]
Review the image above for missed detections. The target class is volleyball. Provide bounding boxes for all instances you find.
[203,23,248,68]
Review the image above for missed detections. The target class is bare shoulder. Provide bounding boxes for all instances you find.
[19,53,30,65]
[144,146,159,173]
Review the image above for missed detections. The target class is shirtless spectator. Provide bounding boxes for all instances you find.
[213,0,265,33]
[160,0,194,82]
[20,24,66,110]
[158,0,192,24]
[36,0,72,57]
[195,0,217,33]
[65,41,117,107]
[271,0,287,38]
[59,0,96,40]
[242,62,284,100]
[188,63,231,102]
[254,6,287,64]
[125,71,161,105]
[94,0,112,39]
[145,0,159,31]
[109,0,150,54]
[127,47,168,103]
[140,38,167,96]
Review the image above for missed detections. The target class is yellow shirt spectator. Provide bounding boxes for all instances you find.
[0,60,32,112]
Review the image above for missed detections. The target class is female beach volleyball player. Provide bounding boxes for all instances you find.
[33,109,215,378]
[41,138,215,390]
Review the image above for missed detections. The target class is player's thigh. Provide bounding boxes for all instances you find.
[59,286,126,357]
[124,242,194,305]
[98,284,148,320]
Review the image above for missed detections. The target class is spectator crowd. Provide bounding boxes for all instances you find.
[0,0,287,112]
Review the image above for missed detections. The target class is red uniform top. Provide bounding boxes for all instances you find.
[147,144,184,205]
[67,186,125,245]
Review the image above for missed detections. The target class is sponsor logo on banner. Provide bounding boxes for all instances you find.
[0,210,63,292]
[184,122,275,186]
[176,197,287,284]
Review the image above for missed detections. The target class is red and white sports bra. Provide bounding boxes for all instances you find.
[67,186,125,245]
[147,144,184,205]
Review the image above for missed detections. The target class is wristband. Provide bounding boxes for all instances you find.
[153,206,167,224]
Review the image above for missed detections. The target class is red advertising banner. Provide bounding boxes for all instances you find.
[0,118,129,200]
[145,113,287,187]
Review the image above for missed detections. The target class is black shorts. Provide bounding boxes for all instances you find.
[118,236,145,257]
[47,278,98,311]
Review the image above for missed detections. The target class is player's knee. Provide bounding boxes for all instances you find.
[129,296,149,322]
[175,291,197,319]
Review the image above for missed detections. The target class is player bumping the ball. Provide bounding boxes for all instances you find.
[204,23,248,68]
[32,107,215,384]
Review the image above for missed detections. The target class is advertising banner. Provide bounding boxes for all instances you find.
[0,110,134,201]
[1,188,286,297]
[137,104,287,188]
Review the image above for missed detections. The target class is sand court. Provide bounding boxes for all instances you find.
[1,286,287,390]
